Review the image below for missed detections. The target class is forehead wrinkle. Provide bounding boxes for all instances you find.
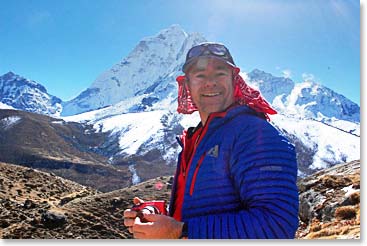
[189,63,231,74]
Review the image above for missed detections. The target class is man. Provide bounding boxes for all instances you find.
[123,42,299,239]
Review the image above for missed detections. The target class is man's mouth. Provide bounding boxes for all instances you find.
[202,92,221,97]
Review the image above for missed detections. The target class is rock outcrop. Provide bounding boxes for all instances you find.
[296,160,360,239]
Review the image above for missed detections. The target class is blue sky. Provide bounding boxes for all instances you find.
[0,0,361,105]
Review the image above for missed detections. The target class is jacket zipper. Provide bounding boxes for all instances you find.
[186,111,228,196]
[189,151,206,196]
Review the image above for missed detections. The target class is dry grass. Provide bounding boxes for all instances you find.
[304,203,360,239]
[305,219,360,239]
[319,175,352,189]
[348,173,360,188]
[348,192,360,205]
[335,206,357,220]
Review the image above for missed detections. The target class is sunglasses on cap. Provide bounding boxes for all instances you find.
[182,42,236,72]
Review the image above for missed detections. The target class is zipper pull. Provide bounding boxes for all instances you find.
[189,151,207,196]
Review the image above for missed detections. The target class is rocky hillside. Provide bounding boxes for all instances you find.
[0,160,360,239]
[0,109,136,192]
[296,160,360,239]
[0,161,172,239]
[0,162,100,238]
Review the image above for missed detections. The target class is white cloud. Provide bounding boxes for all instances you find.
[282,69,292,78]
[302,73,315,82]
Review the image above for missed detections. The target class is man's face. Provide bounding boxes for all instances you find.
[186,58,235,120]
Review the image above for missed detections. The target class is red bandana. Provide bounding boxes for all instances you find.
[176,67,277,120]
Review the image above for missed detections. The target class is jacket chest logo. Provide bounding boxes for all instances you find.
[207,145,219,158]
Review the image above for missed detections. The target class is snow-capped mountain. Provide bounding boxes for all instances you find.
[61,25,206,116]
[246,69,295,103]
[0,72,62,116]
[1,25,360,184]
[61,25,359,180]
[246,69,360,123]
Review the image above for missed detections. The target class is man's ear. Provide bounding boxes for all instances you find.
[231,67,240,84]
[176,74,191,91]
[176,75,187,85]
[232,67,241,75]
[183,76,190,90]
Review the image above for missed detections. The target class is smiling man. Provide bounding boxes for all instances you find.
[184,58,235,125]
[124,42,299,239]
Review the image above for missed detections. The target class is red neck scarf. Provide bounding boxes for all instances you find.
[176,67,277,120]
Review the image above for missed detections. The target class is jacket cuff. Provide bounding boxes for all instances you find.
[179,222,188,239]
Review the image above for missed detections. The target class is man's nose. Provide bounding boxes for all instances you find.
[204,76,217,87]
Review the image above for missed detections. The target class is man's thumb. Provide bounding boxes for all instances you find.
[133,197,144,205]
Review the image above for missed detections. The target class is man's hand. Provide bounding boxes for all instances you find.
[123,197,144,234]
[132,213,184,239]
[123,197,184,239]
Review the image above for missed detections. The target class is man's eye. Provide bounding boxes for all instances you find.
[195,74,205,79]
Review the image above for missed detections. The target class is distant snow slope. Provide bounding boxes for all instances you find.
[271,114,360,171]
[0,102,15,110]
[0,115,22,130]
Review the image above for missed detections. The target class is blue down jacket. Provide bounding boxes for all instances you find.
[169,105,299,239]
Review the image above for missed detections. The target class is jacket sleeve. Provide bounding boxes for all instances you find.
[186,117,299,238]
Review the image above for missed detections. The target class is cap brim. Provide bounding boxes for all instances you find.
[182,56,236,73]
